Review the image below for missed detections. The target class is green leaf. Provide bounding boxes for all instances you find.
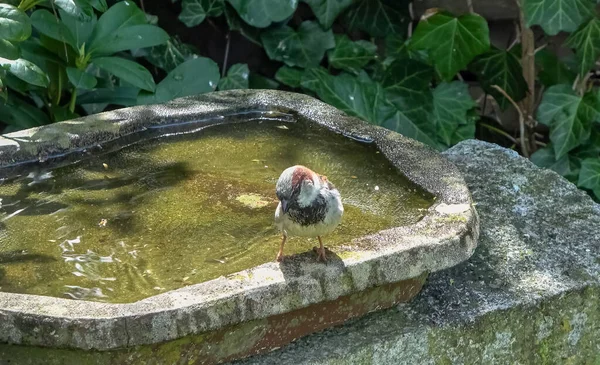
[327,35,377,75]
[145,38,198,72]
[565,18,600,75]
[30,10,77,50]
[0,4,31,42]
[77,86,140,105]
[537,85,600,158]
[66,67,97,89]
[138,57,219,104]
[51,105,80,122]
[87,1,147,51]
[226,0,297,28]
[249,73,279,89]
[578,157,600,190]
[381,58,433,96]
[59,9,97,48]
[535,48,577,87]
[224,3,262,46]
[432,81,477,146]
[261,21,335,68]
[89,25,169,56]
[90,0,108,12]
[1,58,49,87]
[469,48,527,110]
[531,145,578,177]
[343,0,409,38]
[55,0,94,21]
[218,63,249,90]
[0,39,19,60]
[410,10,490,81]
[179,0,224,27]
[275,65,303,88]
[92,56,155,92]
[302,0,353,29]
[523,0,594,35]
[0,95,50,130]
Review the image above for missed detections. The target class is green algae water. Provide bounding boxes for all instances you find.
[0,119,433,303]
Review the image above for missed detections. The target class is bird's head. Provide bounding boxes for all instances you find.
[276,165,325,212]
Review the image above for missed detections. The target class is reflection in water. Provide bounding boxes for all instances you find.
[0,119,434,303]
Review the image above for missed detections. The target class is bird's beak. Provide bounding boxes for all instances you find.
[281,199,289,213]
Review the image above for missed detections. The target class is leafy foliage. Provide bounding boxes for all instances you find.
[522,0,595,35]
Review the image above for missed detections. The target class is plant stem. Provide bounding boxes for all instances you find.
[68,89,77,113]
[222,32,231,78]
[480,122,517,144]
[516,0,537,157]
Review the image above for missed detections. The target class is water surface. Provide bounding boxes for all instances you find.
[0,119,433,302]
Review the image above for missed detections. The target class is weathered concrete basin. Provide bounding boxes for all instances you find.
[0,90,478,364]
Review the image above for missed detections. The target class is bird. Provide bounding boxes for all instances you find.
[274,165,344,262]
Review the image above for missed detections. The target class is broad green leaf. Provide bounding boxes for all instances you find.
[327,35,377,74]
[535,48,577,87]
[77,86,140,105]
[451,120,476,145]
[89,25,169,56]
[218,63,249,90]
[565,18,600,75]
[249,73,279,89]
[224,3,261,46]
[20,39,64,65]
[145,38,198,72]
[381,58,433,96]
[59,9,97,48]
[226,0,297,28]
[92,57,155,92]
[55,0,94,21]
[275,65,303,88]
[523,0,594,35]
[469,48,527,110]
[261,21,334,68]
[138,57,219,105]
[1,58,49,87]
[0,95,49,130]
[90,0,108,12]
[179,0,225,27]
[537,85,600,158]
[0,39,19,60]
[30,10,77,50]
[343,0,409,38]
[0,4,31,42]
[531,145,576,177]
[410,10,490,81]
[303,0,353,29]
[87,1,147,51]
[573,126,600,158]
[66,67,97,89]
[432,81,477,146]
[51,105,80,122]
[578,157,600,190]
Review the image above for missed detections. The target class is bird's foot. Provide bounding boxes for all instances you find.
[276,252,285,262]
[312,246,328,262]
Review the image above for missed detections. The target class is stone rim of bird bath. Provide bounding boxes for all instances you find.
[0,90,479,351]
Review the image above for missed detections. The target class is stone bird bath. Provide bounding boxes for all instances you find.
[0,90,478,364]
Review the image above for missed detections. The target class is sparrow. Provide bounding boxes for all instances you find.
[274,165,344,262]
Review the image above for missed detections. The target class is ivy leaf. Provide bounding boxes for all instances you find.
[249,73,279,89]
[327,35,377,75]
[535,48,577,87]
[432,81,477,146]
[226,0,297,28]
[302,0,353,29]
[531,145,579,179]
[381,58,433,97]
[275,65,303,88]
[469,48,527,110]
[410,10,490,81]
[66,67,97,89]
[224,3,261,46]
[179,0,224,27]
[30,10,77,50]
[523,0,594,36]
[578,158,600,192]
[1,58,49,87]
[54,0,94,21]
[565,18,600,75]
[0,39,19,60]
[261,21,335,68]
[145,38,198,72]
[92,57,156,92]
[343,0,410,38]
[0,4,31,42]
[218,63,249,90]
[138,57,219,105]
[537,85,600,158]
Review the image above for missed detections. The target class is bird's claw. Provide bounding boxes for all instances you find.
[276,253,285,262]
[313,246,328,262]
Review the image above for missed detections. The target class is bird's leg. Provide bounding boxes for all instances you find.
[317,236,327,262]
[276,235,287,262]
